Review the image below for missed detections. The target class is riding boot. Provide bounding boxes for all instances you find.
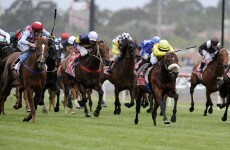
[199,62,205,73]
[141,62,153,77]
[12,58,21,75]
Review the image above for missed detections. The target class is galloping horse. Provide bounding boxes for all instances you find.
[218,72,230,121]
[100,40,140,115]
[134,52,180,126]
[190,48,229,116]
[0,37,49,123]
[60,40,110,117]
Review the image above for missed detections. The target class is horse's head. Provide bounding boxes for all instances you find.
[162,52,180,78]
[93,40,110,62]
[34,37,49,69]
[123,40,140,58]
[48,38,61,67]
[216,48,229,73]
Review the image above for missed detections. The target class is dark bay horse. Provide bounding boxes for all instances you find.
[0,42,15,62]
[218,71,230,121]
[0,37,49,123]
[134,52,180,126]
[60,40,110,117]
[190,48,229,116]
[100,40,140,115]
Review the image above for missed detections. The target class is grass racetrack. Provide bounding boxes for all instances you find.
[0,94,229,150]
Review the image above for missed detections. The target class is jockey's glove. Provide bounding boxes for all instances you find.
[28,43,36,48]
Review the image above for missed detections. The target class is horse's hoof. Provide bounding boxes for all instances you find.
[54,107,59,112]
[171,115,176,123]
[117,108,121,115]
[23,117,29,122]
[222,116,227,122]
[38,101,44,106]
[70,109,75,114]
[124,103,134,108]
[42,107,48,114]
[208,108,213,114]
[203,113,207,116]
[189,107,194,112]
[101,102,107,108]
[13,104,22,109]
[93,110,100,117]
[26,108,31,112]
[164,120,170,124]
[85,112,91,117]
[146,108,151,113]
[134,119,138,125]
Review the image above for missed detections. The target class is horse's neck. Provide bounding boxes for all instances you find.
[25,53,40,70]
[46,58,56,71]
[207,59,224,76]
[83,53,101,70]
[120,57,135,73]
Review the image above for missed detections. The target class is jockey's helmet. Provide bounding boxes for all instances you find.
[121,32,132,41]
[32,21,43,32]
[61,32,70,40]
[151,36,160,44]
[210,37,219,46]
[158,40,170,51]
[88,31,98,41]
[68,36,76,45]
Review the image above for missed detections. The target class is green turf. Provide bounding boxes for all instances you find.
[0,94,229,150]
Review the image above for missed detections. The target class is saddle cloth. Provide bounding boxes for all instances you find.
[65,54,80,77]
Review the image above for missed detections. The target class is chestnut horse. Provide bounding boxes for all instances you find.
[0,37,49,123]
[100,40,140,115]
[189,48,229,116]
[60,40,110,117]
[134,52,180,126]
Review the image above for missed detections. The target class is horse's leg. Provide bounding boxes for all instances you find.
[54,86,60,112]
[23,89,34,123]
[78,85,90,117]
[217,97,226,109]
[134,89,143,125]
[222,95,230,121]
[147,94,153,113]
[152,99,159,126]
[13,86,22,109]
[160,95,167,116]
[171,92,179,123]
[87,89,93,112]
[114,88,121,115]
[93,86,104,117]
[124,88,135,108]
[23,90,30,112]
[204,90,213,116]
[189,83,197,112]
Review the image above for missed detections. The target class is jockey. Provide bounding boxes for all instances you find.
[106,32,133,72]
[0,28,10,44]
[135,36,160,72]
[141,39,174,77]
[198,37,220,73]
[72,31,99,64]
[9,29,22,49]
[59,32,70,59]
[12,21,52,73]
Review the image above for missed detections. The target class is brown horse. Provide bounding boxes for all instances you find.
[189,48,229,116]
[60,40,110,117]
[134,52,180,126]
[218,72,230,121]
[100,40,140,115]
[0,37,49,123]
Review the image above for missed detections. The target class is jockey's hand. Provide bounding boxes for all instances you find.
[50,33,55,39]
[28,43,36,48]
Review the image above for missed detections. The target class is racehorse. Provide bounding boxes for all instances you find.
[0,37,49,123]
[134,52,180,126]
[100,40,140,115]
[218,71,230,121]
[189,48,229,116]
[0,42,15,61]
[60,40,110,117]
[37,38,61,112]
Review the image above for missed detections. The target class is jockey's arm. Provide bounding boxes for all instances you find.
[168,44,174,52]
[0,29,10,44]
[18,30,30,45]
[198,42,206,56]
[42,29,51,37]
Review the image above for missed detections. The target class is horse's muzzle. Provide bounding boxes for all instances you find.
[37,61,45,69]
[170,71,179,78]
